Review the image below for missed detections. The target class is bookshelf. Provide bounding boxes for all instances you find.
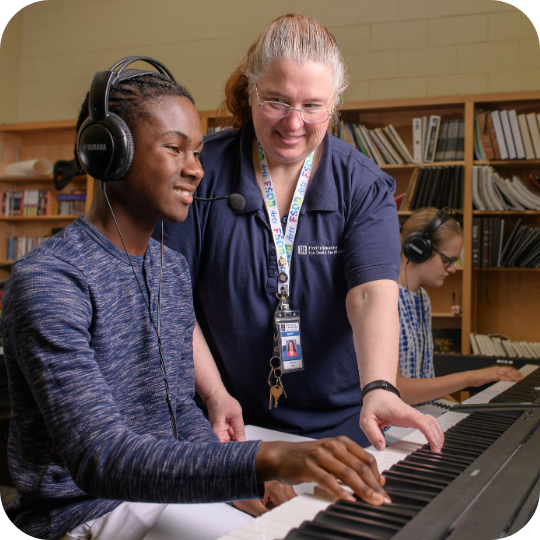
[0,120,94,277]
[1,92,538,352]
[199,90,540,353]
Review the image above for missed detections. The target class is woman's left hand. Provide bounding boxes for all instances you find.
[206,390,246,442]
[360,390,444,453]
[468,366,523,387]
[232,481,297,516]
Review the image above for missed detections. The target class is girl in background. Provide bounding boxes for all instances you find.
[396,207,521,405]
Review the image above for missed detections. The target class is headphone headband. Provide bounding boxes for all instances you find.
[402,207,453,264]
[422,207,451,240]
[77,56,177,182]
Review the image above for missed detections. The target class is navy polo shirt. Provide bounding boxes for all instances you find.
[160,123,400,446]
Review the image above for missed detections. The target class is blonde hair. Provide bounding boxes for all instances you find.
[400,208,463,252]
[219,13,348,129]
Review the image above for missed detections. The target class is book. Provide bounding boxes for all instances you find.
[434,120,449,162]
[490,111,509,160]
[518,114,535,159]
[387,125,414,163]
[491,218,505,267]
[499,110,517,160]
[423,115,441,163]
[443,119,460,161]
[486,113,501,160]
[455,119,465,161]
[526,113,540,158]
[477,112,495,160]
[472,217,482,267]
[481,217,493,267]
[412,118,423,163]
[432,329,462,354]
[508,110,526,159]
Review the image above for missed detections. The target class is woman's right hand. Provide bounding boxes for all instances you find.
[255,436,390,506]
[469,366,523,387]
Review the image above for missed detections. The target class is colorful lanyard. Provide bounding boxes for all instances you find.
[258,140,314,297]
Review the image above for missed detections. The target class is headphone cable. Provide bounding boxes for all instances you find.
[102,184,178,439]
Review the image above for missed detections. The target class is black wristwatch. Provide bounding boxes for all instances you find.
[360,380,401,406]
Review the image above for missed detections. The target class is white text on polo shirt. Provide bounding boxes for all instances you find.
[298,245,343,256]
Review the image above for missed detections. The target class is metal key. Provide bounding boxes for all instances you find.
[270,384,284,408]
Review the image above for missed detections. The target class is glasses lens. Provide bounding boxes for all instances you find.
[261,102,290,118]
[301,107,331,123]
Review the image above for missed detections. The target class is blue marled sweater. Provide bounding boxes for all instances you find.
[0,218,261,540]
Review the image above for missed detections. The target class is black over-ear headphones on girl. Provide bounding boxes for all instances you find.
[76,56,177,182]
[402,207,452,264]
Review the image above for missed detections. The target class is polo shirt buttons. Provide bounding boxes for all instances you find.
[269,270,277,277]
[85,535,92,540]
[270,248,276,256]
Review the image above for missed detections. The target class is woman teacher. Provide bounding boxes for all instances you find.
[162,14,443,452]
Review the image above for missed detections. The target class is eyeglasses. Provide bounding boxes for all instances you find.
[255,85,333,124]
[434,248,458,269]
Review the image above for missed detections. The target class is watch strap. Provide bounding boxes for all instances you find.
[360,380,401,406]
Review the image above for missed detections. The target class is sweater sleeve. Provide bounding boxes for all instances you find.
[1,256,261,504]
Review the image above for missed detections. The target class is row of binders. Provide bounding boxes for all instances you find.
[470,333,540,359]
[473,217,540,268]
[472,167,540,211]
[396,166,463,211]
[2,190,51,216]
[474,110,540,161]
[7,236,47,261]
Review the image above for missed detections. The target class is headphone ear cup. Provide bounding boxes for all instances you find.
[107,113,134,182]
[403,231,432,264]
[76,113,134,182]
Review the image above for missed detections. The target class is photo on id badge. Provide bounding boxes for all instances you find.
[281,324,302,369]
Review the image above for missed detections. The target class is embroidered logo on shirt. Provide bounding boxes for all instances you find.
[298,245,343,256]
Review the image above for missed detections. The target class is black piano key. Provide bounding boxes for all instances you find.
[404,455,464,474]
[413,449,474,466]
[332,500,415,522]
[443,431,494,448]
[382,488,433,506]
[382,472,444,494]
[327,506,410,527]
[312,510,401,538]
[448,423,506,437]
[391,462,457,483]
[422,443,481,459]
[299,519,389,540]
[337,499,420,519]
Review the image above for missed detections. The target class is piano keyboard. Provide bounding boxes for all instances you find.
[219,364,540,540]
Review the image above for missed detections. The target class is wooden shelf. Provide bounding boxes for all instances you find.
[472,267,540,272]
[472,210,540,215]
[381,161,464,170]
[0,175,87,183]
[0,215,83,221]
[474,160,540,167]
[432,312,462,318]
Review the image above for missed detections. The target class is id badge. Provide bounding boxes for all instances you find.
[275,309,304,373]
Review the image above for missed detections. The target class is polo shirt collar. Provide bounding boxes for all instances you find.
[234,122,338,215]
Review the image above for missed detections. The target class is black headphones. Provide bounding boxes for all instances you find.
[76,56,177,182]
[402,207,451,264]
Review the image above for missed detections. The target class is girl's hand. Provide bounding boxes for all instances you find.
[469,366,523,387]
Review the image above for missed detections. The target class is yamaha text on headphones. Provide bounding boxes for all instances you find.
[76,56,177,182]
[402,207,452,264]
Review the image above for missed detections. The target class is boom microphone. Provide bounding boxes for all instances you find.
[193,193,245,212]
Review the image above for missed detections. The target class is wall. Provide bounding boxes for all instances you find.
[0,0,539,123]
[0,9,23,123]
